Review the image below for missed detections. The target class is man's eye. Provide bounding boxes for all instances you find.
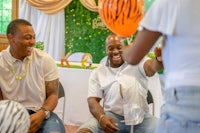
[25,37,31,40]
[25,36,35,40]
[108,48,113,51]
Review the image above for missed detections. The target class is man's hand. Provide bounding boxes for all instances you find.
[99,115,119,133]
[28,110,45,133]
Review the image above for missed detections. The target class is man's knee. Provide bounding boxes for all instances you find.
[77,128,93,133]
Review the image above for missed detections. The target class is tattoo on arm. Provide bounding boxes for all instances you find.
[45,79,59,97]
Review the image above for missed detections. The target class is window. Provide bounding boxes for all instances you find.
[0,0,18,51]
[0,0,12,33]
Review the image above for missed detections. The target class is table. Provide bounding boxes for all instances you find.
[55,67,93,126]
[54,66,163,126]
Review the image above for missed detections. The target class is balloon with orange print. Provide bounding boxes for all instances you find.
[98,0,144,37]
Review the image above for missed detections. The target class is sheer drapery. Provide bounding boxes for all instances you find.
[19,0,66,61]
[18,0,98,60]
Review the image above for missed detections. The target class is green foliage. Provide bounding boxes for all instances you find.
[65,0,111,63]
[34,41,44,50]
[64,0,155,63]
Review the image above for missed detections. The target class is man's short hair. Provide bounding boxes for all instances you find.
[105,33,125,47]
[7,19,32,36]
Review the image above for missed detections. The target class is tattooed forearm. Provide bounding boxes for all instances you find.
[45,79,59,97]
[41,79,59,111]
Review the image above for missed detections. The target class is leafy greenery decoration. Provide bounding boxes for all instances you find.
[64,0,155,63]
[65,0,111,63]
[34,41,44,50]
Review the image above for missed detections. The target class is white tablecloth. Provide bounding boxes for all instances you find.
[55,67,93,126]
[54,67,163,126]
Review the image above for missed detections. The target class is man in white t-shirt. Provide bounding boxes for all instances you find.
[123,1,200,133]
[77,33,163,133]
[0,19,65,133]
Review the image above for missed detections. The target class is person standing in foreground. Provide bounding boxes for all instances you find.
[77,33,163,133]
[123,0,200,133]
[0,19,65,133]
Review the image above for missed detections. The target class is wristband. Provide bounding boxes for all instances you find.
[98,114,105,124]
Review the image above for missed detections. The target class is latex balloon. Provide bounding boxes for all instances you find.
[99,0,144,37]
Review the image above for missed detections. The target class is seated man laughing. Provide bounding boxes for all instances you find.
[77,33,163,133]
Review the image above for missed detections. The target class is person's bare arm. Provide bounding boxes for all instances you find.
[88,97,119,133]
[43,78,59,111]
[88,97,104,120]
[29,79,59,133]
[123,29,162,65]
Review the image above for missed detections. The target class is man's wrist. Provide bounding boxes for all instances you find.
[40,107,50,119]
[98,114,105,124]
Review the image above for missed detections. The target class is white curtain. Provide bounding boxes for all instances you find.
[18,0,65,61]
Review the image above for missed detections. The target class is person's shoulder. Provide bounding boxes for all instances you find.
[31,48,55,65]
[0,48,9,60]
[94,64,108,70]
[32,48,53,59]
[153,0,176,10]
[91,64,108,75]
[33,48,47,55]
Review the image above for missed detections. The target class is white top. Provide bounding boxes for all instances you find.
[140,0,200,89]
[0,47,58,111]
[88,58,149,116]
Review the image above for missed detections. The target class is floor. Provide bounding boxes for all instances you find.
[65,125,80,133]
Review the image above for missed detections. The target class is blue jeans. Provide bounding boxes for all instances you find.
[78,111,158,133]
[156,86,200,133]
[28,110,65,133]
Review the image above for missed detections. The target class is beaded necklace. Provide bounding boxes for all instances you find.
[10,58,30,80]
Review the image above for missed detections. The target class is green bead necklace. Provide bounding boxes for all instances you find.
[10,59,30,80]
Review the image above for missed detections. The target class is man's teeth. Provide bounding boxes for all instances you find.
[26,47,33,50]
[113,55,120,59]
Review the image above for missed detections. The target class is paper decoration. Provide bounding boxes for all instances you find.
[60,51,71,68]
[81,53,93,69]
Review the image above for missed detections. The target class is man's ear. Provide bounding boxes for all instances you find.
[7,34,15,43]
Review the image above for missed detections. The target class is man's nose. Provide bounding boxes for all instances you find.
[30,38,35,44]
[113,48,119,53]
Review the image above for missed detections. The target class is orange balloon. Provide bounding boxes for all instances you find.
[98,0,144,37]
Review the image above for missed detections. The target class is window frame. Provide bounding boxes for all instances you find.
[0,0,18,45]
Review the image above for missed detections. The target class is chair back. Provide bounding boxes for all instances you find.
[58,82,65,98]
[58,82,66,122]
